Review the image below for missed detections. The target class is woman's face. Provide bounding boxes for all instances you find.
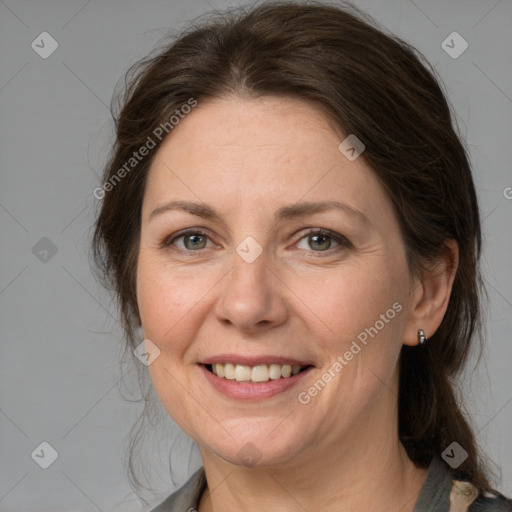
[136,96,419,468]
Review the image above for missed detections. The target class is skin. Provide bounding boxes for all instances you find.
[136,96,458,512]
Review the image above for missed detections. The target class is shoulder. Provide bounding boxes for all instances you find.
[416,456,511,512]
[147,461,512,511]
[450,480,512,512]
[148,467,206,512]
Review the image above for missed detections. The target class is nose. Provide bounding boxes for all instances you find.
[214,249,288,334]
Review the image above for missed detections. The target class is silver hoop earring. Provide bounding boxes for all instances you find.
[417,329,428,345]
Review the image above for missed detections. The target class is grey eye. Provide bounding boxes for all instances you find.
[175,233,210,250]
[296,233,339,251]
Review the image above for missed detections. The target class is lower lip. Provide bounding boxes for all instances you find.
[199,364,313,400]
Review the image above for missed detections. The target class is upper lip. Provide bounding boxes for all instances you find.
[201,354,314,367]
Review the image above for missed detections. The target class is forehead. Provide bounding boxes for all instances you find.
[142,96,390,225]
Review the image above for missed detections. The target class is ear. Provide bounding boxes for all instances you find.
[402,239,459,347]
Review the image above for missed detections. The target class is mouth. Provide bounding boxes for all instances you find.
[198,355,315,400]
[199,361,314,400]
[204,362,312,383]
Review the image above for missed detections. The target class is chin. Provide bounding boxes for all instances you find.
[216,444,300,469]
[202,424,307,469]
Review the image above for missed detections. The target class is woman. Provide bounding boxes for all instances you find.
[92,2,511,511]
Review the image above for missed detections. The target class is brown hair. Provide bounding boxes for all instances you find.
[92,0,496,497]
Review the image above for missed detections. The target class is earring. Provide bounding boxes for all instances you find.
[417,329,428,345]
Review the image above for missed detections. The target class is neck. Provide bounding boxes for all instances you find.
[197,401,428,512]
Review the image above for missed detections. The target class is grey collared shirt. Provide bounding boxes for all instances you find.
[149,456,511,512]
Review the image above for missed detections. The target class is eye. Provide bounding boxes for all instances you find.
[161,227,351,255]
[164,229,213,251]
[294,228,350,253]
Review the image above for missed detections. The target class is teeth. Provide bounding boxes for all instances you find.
[224,363,236,380]
[235,365,252,381]
[269,364,282,380]
[208,363,306,382]
[251,365,269,382]
[215,363,225,378]
[291,365,301,375]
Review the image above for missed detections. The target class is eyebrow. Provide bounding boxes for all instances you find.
[149,199,369,225]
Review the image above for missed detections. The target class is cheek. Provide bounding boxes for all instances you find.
[135,254,212,356]
[303,267,408,406]
[304,263,410,417]
[300,261,408,350]
[135,256,215,428]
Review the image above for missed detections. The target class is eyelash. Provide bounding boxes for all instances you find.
[161,227,351,257]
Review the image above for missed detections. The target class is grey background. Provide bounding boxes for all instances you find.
[1,0,511,510]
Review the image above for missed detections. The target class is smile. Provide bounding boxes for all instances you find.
[206,363,310,382]
[200,362,314,400]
